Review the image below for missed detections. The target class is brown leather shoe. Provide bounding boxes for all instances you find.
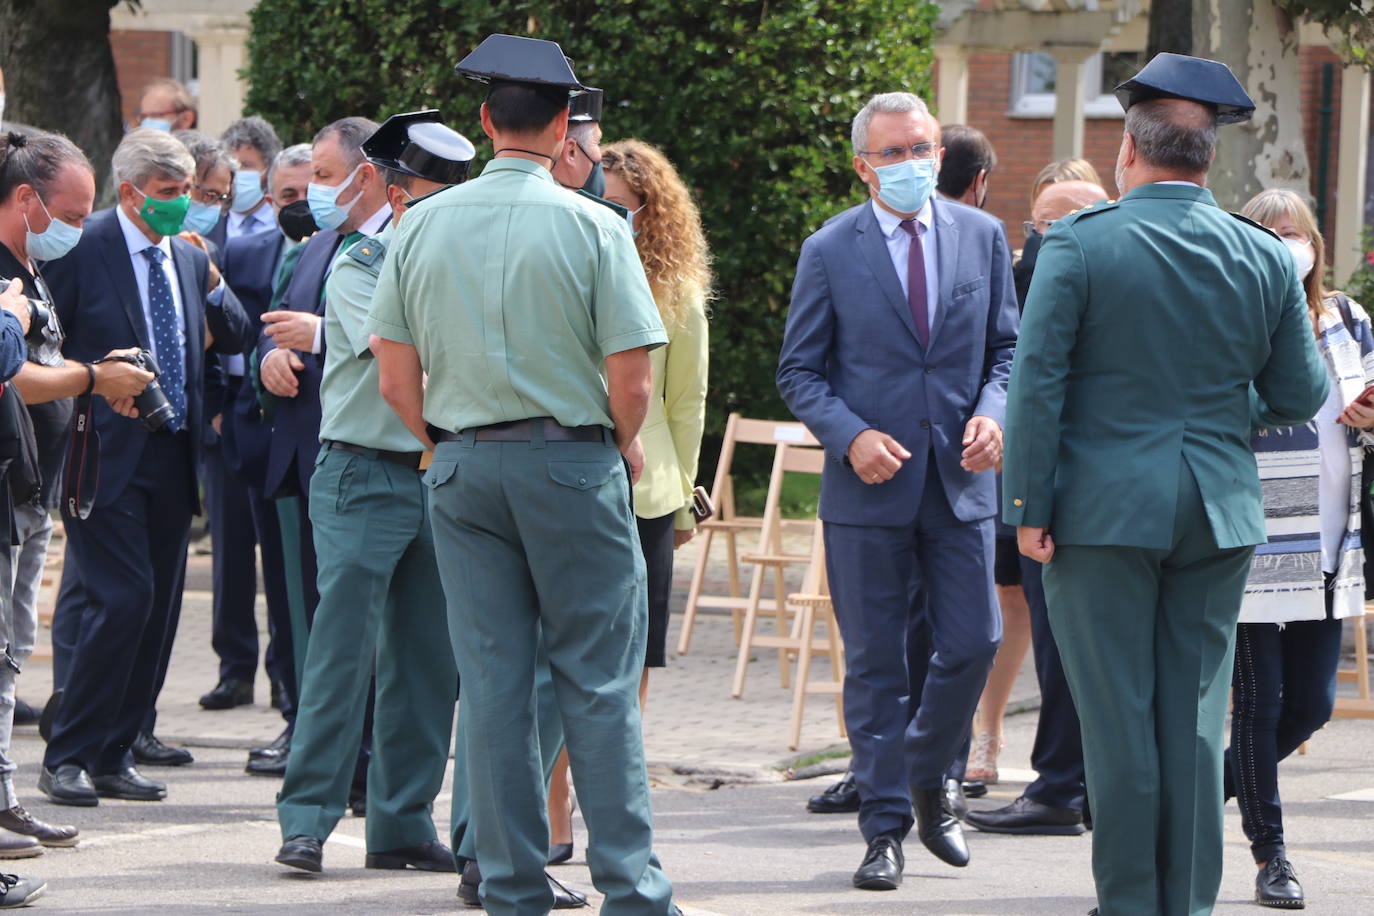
[0,805,79,848]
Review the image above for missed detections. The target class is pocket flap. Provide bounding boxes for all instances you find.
[423,457,458,489]
[548,459,614,490]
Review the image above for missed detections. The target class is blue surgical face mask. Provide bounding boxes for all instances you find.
[24,196,82,262]
[140,117,173,132]
[872,158,938,215]
[230,169,265,213]
[182,198,222,235]
[626,205,643,238]
[307,163,364,232]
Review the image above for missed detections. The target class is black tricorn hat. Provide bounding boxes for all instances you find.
[455,34,587,95]
[568,88,603,123]
[362,110,476,186]
[1114,52,1255,125]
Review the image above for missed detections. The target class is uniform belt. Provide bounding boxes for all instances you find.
[434,418,605,443]
[324,439,424,469]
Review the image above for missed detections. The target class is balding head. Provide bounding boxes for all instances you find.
[1033,180,1109,226]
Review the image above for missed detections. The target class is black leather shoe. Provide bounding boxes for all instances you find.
[457,859,589,909]
[807,770,859,814]
[245,748,288,777]
[548,840,573,865]
[37,765,97,807]
[458,858,482,907]
[270,680,284,710]
[349,788,366,818]
[11,699,38,728]
[38,690,61,743]
[962,780,988,799]
[1256,856,1304,908]
[912,785,969,867]
[366,839,456,872]
[199,678,253,710]
[943,778,969,821]
[91,766,166,801]
[132,732,193,767]
[965,795,1086,836]
[276,834,322,872]
[852,831,904,890]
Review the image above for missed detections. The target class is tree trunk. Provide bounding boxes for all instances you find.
[0,0,125,202]
[1147,0,1193,58]
[1192,0,1309,209]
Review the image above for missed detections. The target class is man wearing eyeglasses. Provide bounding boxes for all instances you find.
[777,91,1018,890]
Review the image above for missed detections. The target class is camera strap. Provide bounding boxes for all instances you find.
[62,390,98,520]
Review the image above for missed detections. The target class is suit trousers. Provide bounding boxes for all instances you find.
[276,447,455,851]
[204,440,262,683]
[0,504,45,807]
[1019,554,1087,811]
[273,493,319,717]
[823,461,1000,842]
[44,432,194,775]
[426,435,672,916]
[1044,465,1253,916]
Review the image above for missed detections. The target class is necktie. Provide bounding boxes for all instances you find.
[141,246,187,431]
[898,218,930,348]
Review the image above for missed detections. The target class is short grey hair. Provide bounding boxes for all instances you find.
[172,129,238,181]
[313,116,379,168]
[221,116,283,171]
[1125,99,1217,174]
[112,128,195,188]
[852,92,932,156]
[269,143,312,196]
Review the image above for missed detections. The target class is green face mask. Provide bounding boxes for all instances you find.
[134,188,190,236]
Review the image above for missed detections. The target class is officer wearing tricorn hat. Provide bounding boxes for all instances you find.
[274,111,477,876]
[367,34,680,915]
[1002,53,1327,916]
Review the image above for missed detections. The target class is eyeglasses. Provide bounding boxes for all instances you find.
[192,184,231,206]
[1023,219,1057,237]
[858,142,938,164]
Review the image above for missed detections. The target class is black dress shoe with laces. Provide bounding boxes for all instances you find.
[366,839,456,872]
[38,765,97,807]
[965,795,1086,836]
[807,770,860,814]
[912,785,970,867]
[457,858,589,909]
[91,766,166,801]
[852,832,904,890]
[943,778,969,820]
[1256,856,1304,908]
[199,678,253,710]
[276,834,322,872]
[132,732,193,766]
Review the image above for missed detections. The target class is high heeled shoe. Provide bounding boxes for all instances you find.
[965,733,1003,785]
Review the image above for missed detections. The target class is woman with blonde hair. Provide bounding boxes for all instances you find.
[1228,187,1372,908]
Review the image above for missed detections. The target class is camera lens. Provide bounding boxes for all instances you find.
[133,378,176,432]
[24,299,49,345]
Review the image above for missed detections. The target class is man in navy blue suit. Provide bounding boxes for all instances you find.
[777,91,1017,889]
[38,129,249,806]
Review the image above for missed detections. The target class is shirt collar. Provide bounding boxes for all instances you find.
[1152,180,1202,187]
[115,203,173,260]
[480,156,557,183]
[359,202,392,236]
[871,197,934,239]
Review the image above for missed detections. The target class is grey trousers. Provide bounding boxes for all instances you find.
[1,505,49,808]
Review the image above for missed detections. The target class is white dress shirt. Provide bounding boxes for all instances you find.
[116,204,186,363]
[871,197,939,335]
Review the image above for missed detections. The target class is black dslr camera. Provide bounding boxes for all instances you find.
[99,350,176,432]
[22,297,50,346]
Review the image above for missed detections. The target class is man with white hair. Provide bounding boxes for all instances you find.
[38,128,248,806]
[777,91,1018,889]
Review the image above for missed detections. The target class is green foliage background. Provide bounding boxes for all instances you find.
[244,0,938,483]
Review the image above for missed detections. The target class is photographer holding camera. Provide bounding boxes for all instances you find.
[37,129,248,808]
[0,130,162,858]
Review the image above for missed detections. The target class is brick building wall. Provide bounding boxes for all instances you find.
[110,30,174,127]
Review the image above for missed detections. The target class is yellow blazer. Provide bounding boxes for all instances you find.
[633,289,708,526]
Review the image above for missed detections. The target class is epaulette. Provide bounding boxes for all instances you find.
[575,187,629,219]
[1061,198,1119,225]
[343,235,387,276]
[1230,211,1281,241]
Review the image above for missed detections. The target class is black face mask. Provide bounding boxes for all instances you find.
[581,160,605,198]
[277,199,318,242]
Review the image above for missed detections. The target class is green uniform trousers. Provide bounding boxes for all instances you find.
[277,446,456,852]
[1043,465,1253,916]
[426,433,672,916]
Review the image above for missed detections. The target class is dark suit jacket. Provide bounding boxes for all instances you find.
[777,197,1019,527]
[44,207,250,511]
[257,228,340,499]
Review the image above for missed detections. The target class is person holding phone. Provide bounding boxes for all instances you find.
[1226,187,1372,910]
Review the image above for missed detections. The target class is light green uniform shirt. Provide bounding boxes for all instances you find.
[319,222,424,452]
[366,158,666,432]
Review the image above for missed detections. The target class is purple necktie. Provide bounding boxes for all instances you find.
[898,218,929,348]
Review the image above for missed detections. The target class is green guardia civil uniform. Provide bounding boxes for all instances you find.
[367,157,674,916]
[276,221,458,854]
[1002,184,1328,916]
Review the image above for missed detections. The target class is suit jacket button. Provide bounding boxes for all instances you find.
[920,420,930,429]
[1013,498,1024,506]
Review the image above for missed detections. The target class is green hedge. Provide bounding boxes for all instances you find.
[244,0,937,482]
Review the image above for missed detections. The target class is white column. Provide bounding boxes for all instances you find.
[1048,46,1097,161]
[1333,66,1370,286]
[189,28,249,137]
[934,45,970,125]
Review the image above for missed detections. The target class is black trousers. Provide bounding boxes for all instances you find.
[204,441,262,682]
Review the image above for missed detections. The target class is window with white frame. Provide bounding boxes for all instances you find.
[1009,51,1146,118]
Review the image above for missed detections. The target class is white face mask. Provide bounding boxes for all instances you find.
[0,93,6,126]
[1283,237,1316,280]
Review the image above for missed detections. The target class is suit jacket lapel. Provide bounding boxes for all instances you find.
[96,213,152,351]
[928,199,960,348]
[171,239,204,359]
[855,204,920,343]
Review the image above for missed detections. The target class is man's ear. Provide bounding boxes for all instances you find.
[479,103,496,140]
